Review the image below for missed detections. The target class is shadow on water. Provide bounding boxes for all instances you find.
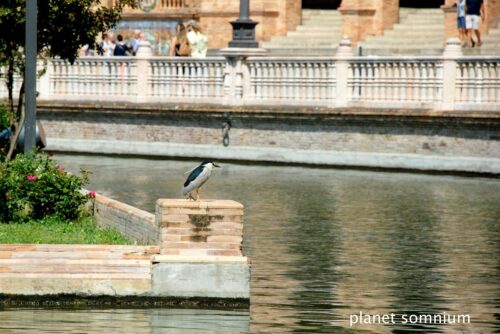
[2,154,497,334]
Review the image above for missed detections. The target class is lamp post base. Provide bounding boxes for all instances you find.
[228,19,259,48]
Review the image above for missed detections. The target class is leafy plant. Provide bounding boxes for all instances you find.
[0,152,90,223]
[0,104,8,130]
[0,0,135,159]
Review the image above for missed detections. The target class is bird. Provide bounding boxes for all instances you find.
[182,160,220,201]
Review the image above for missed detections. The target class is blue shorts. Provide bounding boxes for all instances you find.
[457,17,466,29]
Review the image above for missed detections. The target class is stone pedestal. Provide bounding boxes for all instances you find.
[156,199,245,257]
[153,199,250,299]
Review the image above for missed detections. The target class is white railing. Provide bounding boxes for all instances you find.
[247,58,336,106]
[148,58,225,102]
[348,58,443,106]
[50,58,137,99]
[1,39,499,111]
[455,57,500,105]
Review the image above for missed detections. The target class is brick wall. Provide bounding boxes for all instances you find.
[156,199,244,256]
[340,0,400,44]
[38,105,500,160]
[197,0,300,48]
[94,194,159,245]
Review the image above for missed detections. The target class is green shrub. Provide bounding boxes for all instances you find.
[0,152,90,223]
[0,104,8,130]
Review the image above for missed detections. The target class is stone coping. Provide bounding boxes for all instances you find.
[96,194,155,223]
[37,100,500,119]
[151,255,249,264]
[156,199,244,210]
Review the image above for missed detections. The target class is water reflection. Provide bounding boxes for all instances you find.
[2,154,497,334]
[0,308,250,334]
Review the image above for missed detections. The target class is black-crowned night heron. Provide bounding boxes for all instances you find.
[182,160,220,201]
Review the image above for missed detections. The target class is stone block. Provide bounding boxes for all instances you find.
[151,261,250,299]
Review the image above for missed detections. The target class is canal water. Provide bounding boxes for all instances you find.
[1,154,498,334]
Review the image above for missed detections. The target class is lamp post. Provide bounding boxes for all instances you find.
[228,0,259,48]
[24,0,37,153]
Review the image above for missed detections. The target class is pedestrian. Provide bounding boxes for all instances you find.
[456,0,467,46]
[130,30,142,56]
[186,20,208,58]
[98,33,109,56]
[114,35,131,56]
[168,23,190,57]
[465,0,485,47]
[107,32,116,56]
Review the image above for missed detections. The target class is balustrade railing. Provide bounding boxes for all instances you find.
[149,58,225,101]
[455,57,500,105]
[348,57,443,105]
[247,58,336,105]
[1,40,498,111]
[50,58,137,99]
[158,0,185,8]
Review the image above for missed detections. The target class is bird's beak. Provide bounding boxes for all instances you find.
[213,163,221,168]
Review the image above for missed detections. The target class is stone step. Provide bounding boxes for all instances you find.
[389,25,444,31]
[0,273,151,279]
[287,31,342,38]
[0,265,150,274]
[296,26,343,32]
[0,258,151,267]
[265,36,342,43]
[365,36,444,42]
[302,10,342,18]
[302,19,343,26]
[262,42,338,48]
[362,43,444,48]
[302,9,341,15]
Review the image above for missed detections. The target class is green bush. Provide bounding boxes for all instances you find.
[0,104,8,130]
[0,152,90,223]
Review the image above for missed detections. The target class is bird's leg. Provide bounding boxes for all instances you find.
[187,192,195,201]
[196,189,200,201]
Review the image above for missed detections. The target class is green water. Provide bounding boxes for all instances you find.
[1,154,498,334]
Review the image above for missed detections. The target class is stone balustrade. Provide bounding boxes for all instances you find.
[2,38,499,111]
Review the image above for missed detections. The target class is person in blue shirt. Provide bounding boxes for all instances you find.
[456,0,467,46]
[465,0,485,47]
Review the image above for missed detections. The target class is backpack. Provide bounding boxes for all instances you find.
[178,38,191,57]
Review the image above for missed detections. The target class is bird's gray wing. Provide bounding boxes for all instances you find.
[184,166,198,175]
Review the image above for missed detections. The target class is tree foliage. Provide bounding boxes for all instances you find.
[0,0,135,159]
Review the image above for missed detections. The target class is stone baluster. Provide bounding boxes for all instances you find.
[136,39,153,102]
[441,37,463,110]
[335,36,353,107]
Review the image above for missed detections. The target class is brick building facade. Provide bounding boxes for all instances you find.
[113,0,499,48]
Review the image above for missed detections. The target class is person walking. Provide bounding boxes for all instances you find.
[465,0,485,47]
[456,0,467,46]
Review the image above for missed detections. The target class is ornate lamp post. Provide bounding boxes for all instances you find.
[228,0,259,48]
